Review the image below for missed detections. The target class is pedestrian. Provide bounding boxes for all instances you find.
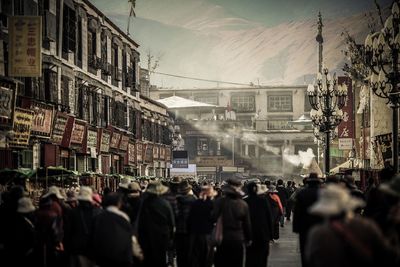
[305,184,398,267]
[35,186,65,267]
[91,192,134,267]
[65,186,102,267]
[245,182,273,267]
[213,178,252,267]
[187,184,217,267]
[267,185,283,240]
[138,181,175,267]
[292,173,323,267]
[286,181,295,221]
[176,180,197,267]
[276,179,288,226]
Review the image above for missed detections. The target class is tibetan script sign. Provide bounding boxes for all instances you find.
[9,16,42,77]
[9,108,34,147]
[30,102,54,138]
[51,112,68,145]
[128,142,136,165]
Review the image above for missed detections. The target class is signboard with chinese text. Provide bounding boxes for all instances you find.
[70,120,86,145]
[119,135,129,151]
[338,77,354,143]
[51,112,68,145]
[9,16,42,77]
[30,102,54,138]
[374,133,395,162]
[87,129,98,156]
[136,142,143,162]
[128,142,136,165]
[100,129,111,153]
[110,131,121,149]
[0,85,16,129]
[172,151,188,168]
[339,138,353,150]
[9,108,34,147]
[144,144,153,163]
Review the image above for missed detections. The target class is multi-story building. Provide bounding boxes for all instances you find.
[0,0,172,177]
[151,86,319,180]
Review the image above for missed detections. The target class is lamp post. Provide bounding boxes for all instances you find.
[363,1,400,173]
[307,69,348,174]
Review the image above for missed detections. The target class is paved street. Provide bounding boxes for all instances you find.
[269,220,301,267]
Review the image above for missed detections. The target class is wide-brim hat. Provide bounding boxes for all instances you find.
[309,184,365,217]
[226,177,242,187]
[146,181,169,195]
[379,174,400,198]
[178,180,192,194]
[170,176,183,184]
[306,172,322,183]
[257,184,269,195]
[128,181,141,192]
[119,177,131,189]
[77,186,93,202]
[17,197,35,213]
[42,186,64,200]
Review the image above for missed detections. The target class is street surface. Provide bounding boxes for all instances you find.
[269,220,301,267]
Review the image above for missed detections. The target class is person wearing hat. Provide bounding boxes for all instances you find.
[305,184,397,267]
[213,177,252,267]
[64,186,102,266]
[175,180,197,267]
[292,172,323,267]
[35,186,65,266]
[187,184,217,267]
[244,182,273,267]
[138,181,175,267]
[123,181,142,224]
[3,197,36,266]
[66,190,78,209]
[267,185,283,241]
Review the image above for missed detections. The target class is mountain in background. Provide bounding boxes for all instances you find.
[93,0,377,88]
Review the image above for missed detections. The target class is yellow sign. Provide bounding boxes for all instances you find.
[9,108,34,147]
[9,16,42,77]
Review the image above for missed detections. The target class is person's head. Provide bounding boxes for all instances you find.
[246,182,258,196]
[264,180,271,187]
[77,186,94,203]
[277,179,284,186]
[17,197,35,214]
[103,187,112,196]
[42,186,64,201]
[177,180,192,195]
[199,184,217,200]
[146,181,169,196]
[379,166,395,183]
[102,192,123,209]
[325,175,340,185]
[287,181,292,187]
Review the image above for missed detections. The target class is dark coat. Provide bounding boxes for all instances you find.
[245,194,273,244]
[213,186,252,243]
[292,184,322,235]
[276,185,288,207]
[138,193,175,267]
[64,201,102,256]
[306,217,398,267]
[188,198,214,235]
[176,194,197,234]
[91,209,133,266]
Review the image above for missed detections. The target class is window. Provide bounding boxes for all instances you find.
[61,76,70,112]
[304,93,312,112]
[62,4,76,58]
[267,94,292,112]
[231,94,255,112]
[197,138,209,156]
[111,44,119,86]
[43,69,57,102]
[87,29,97,74]
[194,94,218,105]
[101,31,108,81]
[76,18,82,67]
[267,117,293,130]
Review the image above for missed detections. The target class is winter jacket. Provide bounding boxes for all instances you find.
[276,185,288,207]
[176,194,197,234]
[213,186,252,243]
[245,194,273,244]
[188,198,214,235]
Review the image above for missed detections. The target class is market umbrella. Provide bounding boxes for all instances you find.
[0,168,36,185]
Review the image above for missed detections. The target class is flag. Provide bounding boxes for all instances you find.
[128,0,136,17]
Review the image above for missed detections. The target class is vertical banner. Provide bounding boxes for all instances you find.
[30,101,54,138]
[0,85,17,129]
[51,112,69,145]
[136,142,143,163]
[9,108,34,147]
[99,129,111,153]
[127,142,136,165]
[119,135,129,151]
[338,76,354,149]
[8,16,42,77]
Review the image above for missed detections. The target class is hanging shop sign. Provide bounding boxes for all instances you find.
[144,144,153,163]
[8,16,42,77]
[110,131,121,149]
[374,133,396,163]
[0,85,17,129]
[153,145,159,160]
[9,108,34,147]
[87,128,98,157]
[99,129,111,153]
[338,77,354,144]
[127,142,136,165]
[136,142,143,162]
[51,112,69,145]
[119,135,129,151]
[159,146,165,160]
[29,102,54,138]
[70,119,87,150]
[172,150,189,168]
[61,116,75,148]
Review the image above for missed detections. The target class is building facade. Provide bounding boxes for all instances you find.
[151,86,319,180]
[0,0,172,177]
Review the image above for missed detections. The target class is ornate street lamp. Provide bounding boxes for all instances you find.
[307,68,348,174]
[363,1,400,172]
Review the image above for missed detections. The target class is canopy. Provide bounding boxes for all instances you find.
[157,96,217,109]
[330,160,352,174]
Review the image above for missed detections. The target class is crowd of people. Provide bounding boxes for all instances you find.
[0,168,400,267]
